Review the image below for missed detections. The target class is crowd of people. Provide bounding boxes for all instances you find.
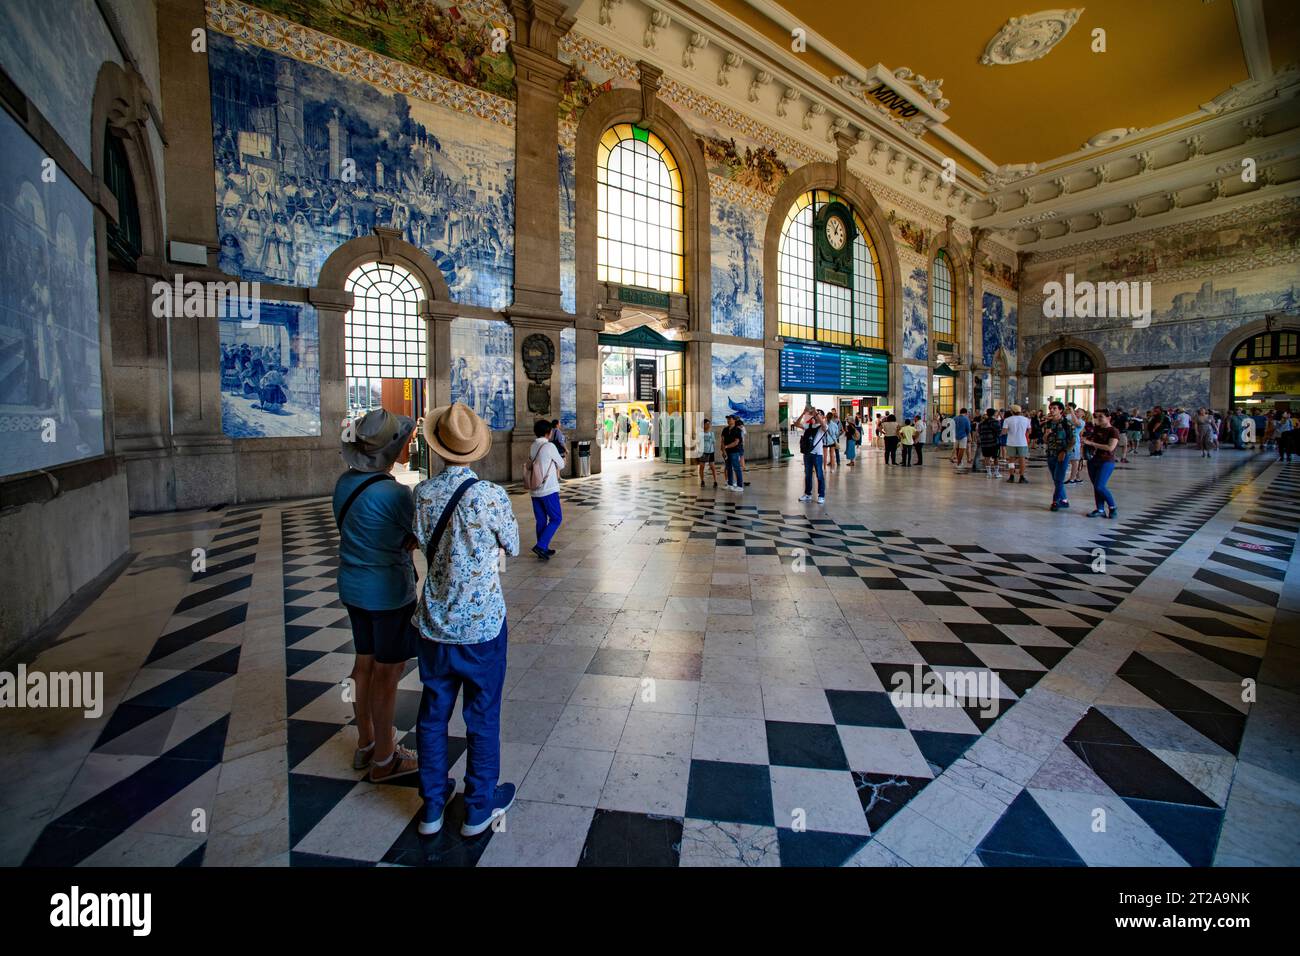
[790,401,1300,513]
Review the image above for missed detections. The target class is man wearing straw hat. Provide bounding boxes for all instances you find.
[334,408,421,784]
[411,402,520,837]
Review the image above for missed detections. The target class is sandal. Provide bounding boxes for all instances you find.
[353,728,399,771]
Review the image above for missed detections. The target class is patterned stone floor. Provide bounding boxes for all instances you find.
[3,442,1298,867]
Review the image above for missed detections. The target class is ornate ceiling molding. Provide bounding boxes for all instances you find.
[1082,127,1140,150]
[980,9,1084,66]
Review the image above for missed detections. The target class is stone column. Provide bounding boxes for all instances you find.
[970,226,988,411]
[157,0,236,507]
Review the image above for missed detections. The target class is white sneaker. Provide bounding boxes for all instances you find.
[799,494,812,501]
[735,485,743,493]
[816,496,825,504]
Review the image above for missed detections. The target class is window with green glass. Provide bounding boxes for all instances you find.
[596,124,684,294]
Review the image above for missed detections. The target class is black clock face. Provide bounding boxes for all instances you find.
[826,215,847,250]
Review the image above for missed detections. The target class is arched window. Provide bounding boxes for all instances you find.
[103,125,141,266]
[1040,348,1094,375]
[344,261,425,410]
[931,249,954,348]
[596,124,684,294]
[777,190,883,349]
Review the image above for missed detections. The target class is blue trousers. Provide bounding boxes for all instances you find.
[416,622,508,816]
[1047,455,1068,505]
[726,451,744,487]
[803,453,825,496]
[1088,458,1116,510]
[531,492,562,551]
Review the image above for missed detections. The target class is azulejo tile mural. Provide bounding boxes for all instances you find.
[1107,368,1210,413]
[0,108,105,477]
[982,290,1018,369]
[219,300,322,439]
[901,364,928,422]
[450,317,514,431]
[711,196,766,340]
[0,0,120,167]
[208,31,514,309]
[560,326,577,430]
[230,0,515,98]
[902,264,929,362]
[711,343,765,425]
[559,139,576,314]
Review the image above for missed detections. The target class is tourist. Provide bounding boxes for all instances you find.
[977,408,1001,478]
[1149,405,1171,455]
[952,407,971,470]
[335,409,420,784]
[1083,409,1120,519]
[1229,407,1246,450]
[1029,410,1044,459]
[603,409,615,448]
[1044,401,1075,511]
[795,407,828,503]
[1112,406,1130,463]
[881,413,900,465]
[844,415,859,466]
[722,414,745,492]
[1002,403,1031,484]
[1175,407,1191,446]
[1066,407,1086,484]
[550,418,568,462]
[412,402,520,837]
[1196,407,1217,458]
[912,415,926,466]
[825,410,842,469]
[616,411,630,459]
[1277,412,1298,461]
[698,417,720,487]
[898,415,917,467]
[1126,410,1144,461]
[527,419,565,559]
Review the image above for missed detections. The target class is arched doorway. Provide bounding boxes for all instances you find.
[1040,347,1095,409]
[343,260,427,478]
[1231,329,1299,411]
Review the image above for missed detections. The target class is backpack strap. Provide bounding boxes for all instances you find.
[335,473,394,531]
[424,476,480,567]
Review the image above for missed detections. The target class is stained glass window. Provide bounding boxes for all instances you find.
[597,124,685,294]
[777,190,883,350]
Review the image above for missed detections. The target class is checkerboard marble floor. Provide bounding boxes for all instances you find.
[5,444,1298,867]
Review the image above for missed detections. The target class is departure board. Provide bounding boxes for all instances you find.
[779,341,889,394]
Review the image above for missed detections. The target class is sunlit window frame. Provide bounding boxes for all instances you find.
[931,248,955,346]
[777,189,884,350]
[344,261,426,388]
[596,123,685,294]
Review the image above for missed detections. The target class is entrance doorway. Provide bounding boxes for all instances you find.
[344,261,427,479]
[1231,329,1299,411]
[597,324,685,466]
[1041,348,1095,410]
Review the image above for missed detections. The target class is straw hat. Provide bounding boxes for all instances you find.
[1011,403,1022,414]
[340,409,415,473]
[423,402,492,465]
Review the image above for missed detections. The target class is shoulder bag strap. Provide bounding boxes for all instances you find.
[424,477,480,566]
[335,473,394,531]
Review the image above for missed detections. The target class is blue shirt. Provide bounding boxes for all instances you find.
[412,467,520,645]
[954,415,971,440]
[701,431,716,454]
[332,471,417,611]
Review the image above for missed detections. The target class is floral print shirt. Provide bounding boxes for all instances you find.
[412,467,520,644]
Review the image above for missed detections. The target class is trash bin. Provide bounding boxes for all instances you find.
[769,432,781,460]
[577,440,591,477]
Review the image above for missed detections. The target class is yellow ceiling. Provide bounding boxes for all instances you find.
[718,0,1253,166]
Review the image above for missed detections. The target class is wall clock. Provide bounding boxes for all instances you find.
[813,200,856,288]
